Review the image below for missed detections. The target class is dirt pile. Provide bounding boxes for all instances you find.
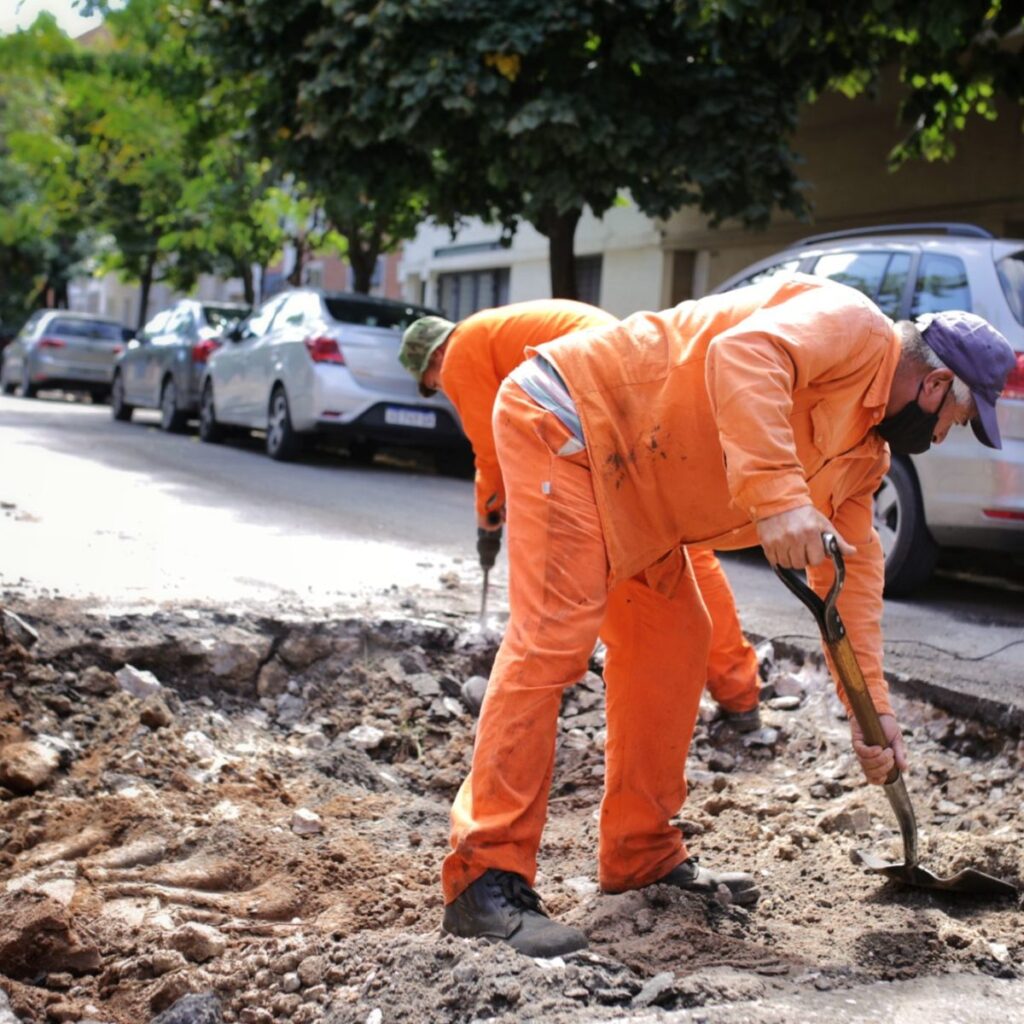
[0,600,1021,1023]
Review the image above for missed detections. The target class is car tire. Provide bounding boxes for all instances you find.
[1,370,16,396]
[20,367,37,399]
[111,371,134,422]
[160,377,188,433]
[198,382,223,443]
[266,385,302,461]
[873,456,939,596]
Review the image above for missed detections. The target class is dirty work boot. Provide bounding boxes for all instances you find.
[718,706,762,734]
[442,869,588,957]
[656,856,760,906]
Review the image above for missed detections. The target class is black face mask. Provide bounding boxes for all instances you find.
[877,379,949,455]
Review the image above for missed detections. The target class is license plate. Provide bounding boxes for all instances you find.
[385,407,436,429]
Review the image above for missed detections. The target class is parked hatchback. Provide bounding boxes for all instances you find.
[198,288,472,469]
[1,309,128,401]
[713,223,1024,593]
[111,299,250,431]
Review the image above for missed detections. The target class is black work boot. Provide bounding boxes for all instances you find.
[718,706,763,734]
[656,856,760,906]
[442,869,588,957]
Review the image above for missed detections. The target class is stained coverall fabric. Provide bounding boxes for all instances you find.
[440,301,758,710]
[443,276,901,904]
[442,380,712,902]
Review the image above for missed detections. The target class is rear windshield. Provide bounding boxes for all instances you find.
[47,318,124,341]
[202,305,250,331]
[996,251,1024,326]
[324,297,436,331]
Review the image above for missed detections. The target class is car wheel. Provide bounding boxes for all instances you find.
[111,371,134,422]
[266,385,302,461]
[1,370,16,396]
[198,382,223,443]
[160,377,188,433]
[20,366,37,399]
[873,456,938,596]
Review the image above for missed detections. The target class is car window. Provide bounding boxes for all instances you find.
[19,310,46,338]
[47,318,123,341]
[324,296,438,330]
[277,292,321,327]
[911,253,971,315]
[735,259,800,288]
[996,251,1024,327]
[140,310,171,340]
[811,251,892,298]
[874,253,912,319]
[240,296,287,339]
[202,305,250,332]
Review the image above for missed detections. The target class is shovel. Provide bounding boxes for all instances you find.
[773,534,1017,898]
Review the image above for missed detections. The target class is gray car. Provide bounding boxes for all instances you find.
[111,299,250,431]
[0,309,128,401]
[713,222,1024,593]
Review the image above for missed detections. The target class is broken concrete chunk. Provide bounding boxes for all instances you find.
[140,698,174,730]
[256,660,289,698]
[291,808,323,835]
[116,664,163,700]
[767,695,802,711]
[167,923,227,963]
[460,676,489,716]
[405,672,441,698]
[771,673,807,698]
[1,609,39,648]
[77,666,117,695]
[742,726,780,748]
[149,992,224,1024]
[0,740,61,793]
[347,725,384,750]
[818,805,872,835]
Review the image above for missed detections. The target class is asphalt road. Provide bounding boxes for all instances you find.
[2,392,1022,727]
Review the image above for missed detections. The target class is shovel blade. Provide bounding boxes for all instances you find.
[853,849,1018,898]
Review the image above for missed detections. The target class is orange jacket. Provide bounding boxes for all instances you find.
[441,299,618,522]
[538,275,901,713]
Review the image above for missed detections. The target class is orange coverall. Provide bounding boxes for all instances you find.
[443,276,899,902]
[441,299,759,714]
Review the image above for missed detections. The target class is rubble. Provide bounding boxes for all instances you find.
[0,602,1020,1024]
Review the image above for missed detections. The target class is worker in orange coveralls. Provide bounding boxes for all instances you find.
[398,299,762,729]
[429,278,1017,958]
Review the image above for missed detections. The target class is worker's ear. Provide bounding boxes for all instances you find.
[921,368,953,400]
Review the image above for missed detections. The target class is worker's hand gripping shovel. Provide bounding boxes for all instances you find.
[773,534,1017,898]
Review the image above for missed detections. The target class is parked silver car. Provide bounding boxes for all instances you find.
[110,299,250,431]
[713,223,1024,593]
[198,288,472,470]
[0,309,128,401]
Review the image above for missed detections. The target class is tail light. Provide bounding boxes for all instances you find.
[1003,352,1024,400]
[191,338,221,364]
[38,337,65,349]
[112,345,123,356]
[304,336,345,365]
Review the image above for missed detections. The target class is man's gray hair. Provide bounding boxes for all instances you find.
[896,320,971,408]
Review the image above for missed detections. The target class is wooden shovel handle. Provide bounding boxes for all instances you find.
[828,633,899,785]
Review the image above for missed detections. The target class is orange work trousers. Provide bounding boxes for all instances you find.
[688,547,760,713]
[443,380,713,903]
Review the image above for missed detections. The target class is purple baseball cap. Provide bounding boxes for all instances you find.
[915,311,1018,449]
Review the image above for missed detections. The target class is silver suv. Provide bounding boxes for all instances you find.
[713,223,1024,594]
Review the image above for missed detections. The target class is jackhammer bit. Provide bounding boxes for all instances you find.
[476,526,502,625]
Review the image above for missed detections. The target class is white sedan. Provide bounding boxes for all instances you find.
[198,288,471,471]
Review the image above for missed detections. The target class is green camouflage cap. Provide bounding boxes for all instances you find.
[399,315,456,395]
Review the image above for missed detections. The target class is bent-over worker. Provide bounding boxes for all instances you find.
[436,278,1017,957]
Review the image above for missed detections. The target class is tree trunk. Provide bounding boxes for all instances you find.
[348,241,377,294]
[240,262,255,306]
[536,207,581,299]
[136,254,156,333]
[287,231,306,287]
